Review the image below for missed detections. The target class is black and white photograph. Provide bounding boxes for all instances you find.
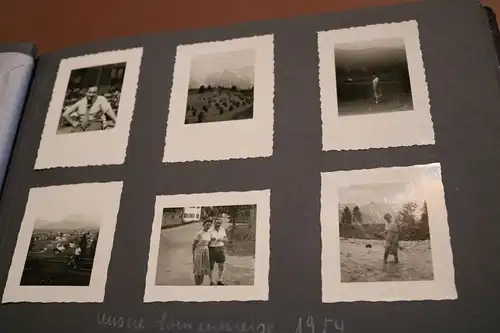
[321,164,457,303]
[318,21,435,151]
[184,49,255,124]
[145,190,270,302]
[57,62,125,134]
[338,183,433,283]
[334,37,412,116]
[20,216,100,286]
[2,182,123,303]
[163,35,274,163]
[34,48,143,169]
[156,205,257,286]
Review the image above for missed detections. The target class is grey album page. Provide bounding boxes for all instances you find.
[1,0,500,332]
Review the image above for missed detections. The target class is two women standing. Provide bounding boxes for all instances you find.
[192,218,228,286]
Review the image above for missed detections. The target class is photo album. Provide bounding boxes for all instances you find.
[1,1,500,333]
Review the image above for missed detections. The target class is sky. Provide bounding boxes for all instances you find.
[338,165,442,205]
[335,37,406,51]
[189,49,255,88]
[34,213,101,230]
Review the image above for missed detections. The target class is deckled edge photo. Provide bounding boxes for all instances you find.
[163,35,274,163]
[34,48,143,170]
[318,21,435,151]
[321,163,457,303]
[144,190,270,302]
[1,182,123,303]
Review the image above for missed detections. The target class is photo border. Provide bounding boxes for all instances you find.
[144,189,270,302]
[163,35,274,163]
[318,21,435,151]
[34,48,143,170]
[1,182,123,303]
[321,163,457,303]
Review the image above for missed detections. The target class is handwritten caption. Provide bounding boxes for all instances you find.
[96,312,344,333]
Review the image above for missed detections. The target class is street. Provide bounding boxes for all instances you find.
[154,220,255,286]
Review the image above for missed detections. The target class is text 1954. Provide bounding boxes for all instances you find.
[294,316,344,333]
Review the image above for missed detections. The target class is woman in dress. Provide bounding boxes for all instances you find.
[192,219,213,285]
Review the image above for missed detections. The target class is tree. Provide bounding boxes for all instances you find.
[78,233,88,258]
[198,85,205,93]
[90,232,99,258]
[197,111,205,123]
[341,206,352,225]
[352,206,362,223]
[223,205,254,243]
[396,202,418,227]
[420,201,428,225]
[28,236,36,252]
[419,201,430,240]
[226,205,245,224]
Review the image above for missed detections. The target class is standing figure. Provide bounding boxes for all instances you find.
[372,74,382,104]
[383,213,400,264]
[69,245,82,269]
[192,220,213,285]
[209,218,228,286]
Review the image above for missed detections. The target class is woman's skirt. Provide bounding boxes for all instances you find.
[193,246,210,275]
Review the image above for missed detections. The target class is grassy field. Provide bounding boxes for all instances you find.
[340,238,434,283]
[21,234,96,286]
[226,224,256,257]
[185,89,253,124]
[21,254,94,286]
[338,223,433,283]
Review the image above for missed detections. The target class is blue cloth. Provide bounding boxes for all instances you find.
[0,52,34,190]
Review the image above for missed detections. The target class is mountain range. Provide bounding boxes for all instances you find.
[190,67,254,89]
[34,214,100,231]
[340,202,406,224]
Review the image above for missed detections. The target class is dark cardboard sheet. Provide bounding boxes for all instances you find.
[1,0,500,332]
